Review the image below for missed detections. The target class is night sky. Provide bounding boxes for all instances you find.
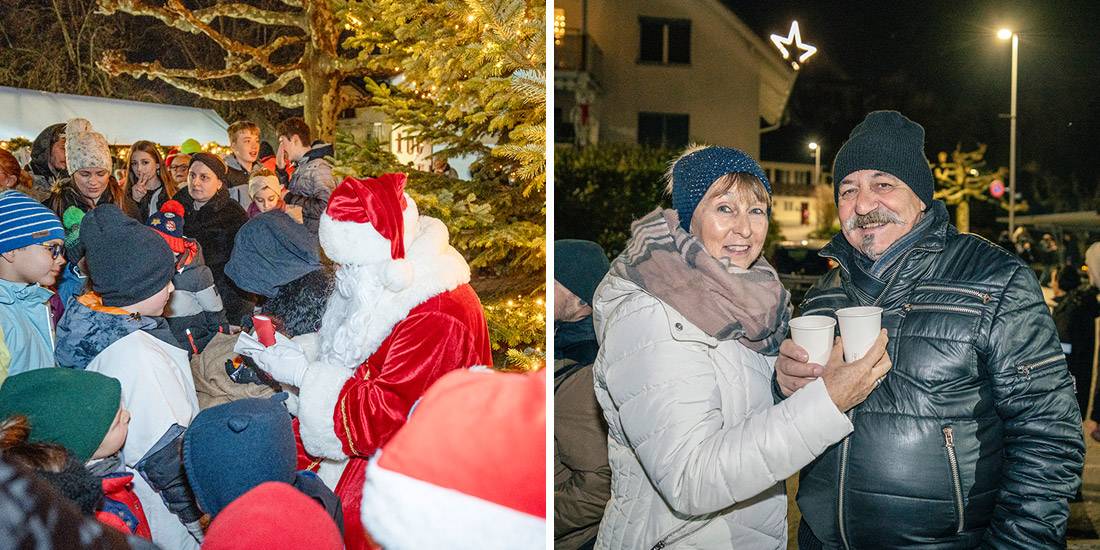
[722,0,1100,192]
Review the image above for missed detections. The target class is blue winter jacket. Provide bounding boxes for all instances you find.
[0,279,56,377]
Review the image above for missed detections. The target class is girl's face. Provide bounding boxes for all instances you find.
[73,168,110,202]
[188,162,222,202]
[130,150,159,180]
[253,187,282,212]
[92,403,131,459]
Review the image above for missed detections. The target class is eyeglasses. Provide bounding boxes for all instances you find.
[41,243,63,259]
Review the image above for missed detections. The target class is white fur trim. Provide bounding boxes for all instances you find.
[401,193,418,251]
[362,455,545,550]
[318,212,393,266]
[296,361,355,460]
[317,215,471,369]
[384,258,413,291]
[315,457,350,489]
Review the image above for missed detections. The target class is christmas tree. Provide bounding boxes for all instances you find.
[335,0,546,370]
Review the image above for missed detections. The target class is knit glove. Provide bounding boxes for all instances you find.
[133,424,204,543]
[235,331,310,388]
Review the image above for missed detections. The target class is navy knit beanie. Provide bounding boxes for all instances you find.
[670,146,771,231]
[225,210,322,298]
[831,111,934,206]
[554,240,609,305]
[182,396,296,517]
[80,204,176,307]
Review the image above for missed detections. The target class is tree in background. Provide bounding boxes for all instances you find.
[96,0,369,140]
[933,143,1022,234]
[335,0,545,370]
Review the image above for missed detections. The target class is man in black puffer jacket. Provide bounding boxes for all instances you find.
[776,111,1084,549]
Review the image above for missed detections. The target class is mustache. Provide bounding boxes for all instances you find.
[844,208,904,232]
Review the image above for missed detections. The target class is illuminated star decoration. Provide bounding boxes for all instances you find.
[770,21,817,70]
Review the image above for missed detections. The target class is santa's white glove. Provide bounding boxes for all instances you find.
[234,331,310,388]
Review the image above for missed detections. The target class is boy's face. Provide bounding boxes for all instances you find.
[0,239,66,286]
[277,134,308,162]
[92,403,131,459]
[125,280,175,317]
[231,130,260,164]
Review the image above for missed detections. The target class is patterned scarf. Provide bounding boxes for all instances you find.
[610,208,791,355]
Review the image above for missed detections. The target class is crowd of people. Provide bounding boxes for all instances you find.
[0,116,546,549]
[555,111,1089,549]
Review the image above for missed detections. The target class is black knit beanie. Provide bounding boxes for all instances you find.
[554,239,610,305]
[189,152,228,182]
[831,111,934,206]
[80,204,176,307]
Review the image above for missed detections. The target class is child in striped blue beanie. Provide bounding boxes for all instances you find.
[0,190,66,381]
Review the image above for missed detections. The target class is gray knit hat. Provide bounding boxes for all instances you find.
[831,111,934,207]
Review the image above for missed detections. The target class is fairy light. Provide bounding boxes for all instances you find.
[770,21,817,70]
[554,9,566,45]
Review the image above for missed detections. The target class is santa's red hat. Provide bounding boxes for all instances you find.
[361,368,547,549]
[319,173,419,290]
[203,481,343,550]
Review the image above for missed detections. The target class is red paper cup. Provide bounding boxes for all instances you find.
[253,315,276,347]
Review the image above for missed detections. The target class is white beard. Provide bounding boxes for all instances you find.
[317,263,386,370]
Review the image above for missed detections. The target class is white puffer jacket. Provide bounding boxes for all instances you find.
[592,274,853,550]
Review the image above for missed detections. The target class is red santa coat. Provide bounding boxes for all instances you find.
[292,216,493,549]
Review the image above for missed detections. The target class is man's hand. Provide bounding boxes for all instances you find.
[776,339,825,396]
[819,330,892,412]
[235,331,310,388]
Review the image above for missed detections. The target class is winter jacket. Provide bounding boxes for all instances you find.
[189,332,277,410]
[125,181,171,223]
[222,154,255,211]
[286,143,336,233]
[0,278,56,377]
[1053,285,1100,419]
[792,204,1085,549]
[27,123,66,196]
[162,241,229,355]
[591,274,853,550]
[554,360,610,550]
[84,329,201,550]
[174,185,250,323]
[54,292,181,370]
[98,471,153,539]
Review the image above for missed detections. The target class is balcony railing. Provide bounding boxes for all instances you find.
[555,31,602,74]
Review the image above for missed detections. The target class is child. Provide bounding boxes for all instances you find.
[182,396,343,529]
[146,200,229,354]
[52,204,201,550]
[247,170,304,224]
[0,368,150,539]
[222,121,261,209]
[202,482,342,550]
[0,190,66,378]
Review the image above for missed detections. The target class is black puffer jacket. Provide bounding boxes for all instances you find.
[175,185,250,323]
[794,202,1084,549]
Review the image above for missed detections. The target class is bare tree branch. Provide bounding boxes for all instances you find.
[192,3,307,30]
[140,69,305,108]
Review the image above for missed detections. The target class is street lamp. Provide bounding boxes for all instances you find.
[998,28,1018,235]
[808,142,821,186]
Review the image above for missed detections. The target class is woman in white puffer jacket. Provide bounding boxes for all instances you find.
[591,146,892,549]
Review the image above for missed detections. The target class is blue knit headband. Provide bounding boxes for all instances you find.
[670,147,772,231]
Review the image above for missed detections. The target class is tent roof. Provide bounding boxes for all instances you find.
[996,211,1100,230]
[0,86,228,145]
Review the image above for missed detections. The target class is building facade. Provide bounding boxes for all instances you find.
[554,0,799,158]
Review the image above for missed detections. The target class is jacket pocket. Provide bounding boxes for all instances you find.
[649,516,718,549]
[913,284,992,304]
[902,303,981,316]
[942,426,965,534]
[1015,353,1064,379]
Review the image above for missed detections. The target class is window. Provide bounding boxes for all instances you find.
[639,17,691,64]
[555,107,576,144]
[638,112,689,149]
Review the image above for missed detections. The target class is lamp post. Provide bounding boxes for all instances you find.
[808,142,821,187]
[998,28,1018,235]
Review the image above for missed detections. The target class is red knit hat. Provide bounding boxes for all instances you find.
[202,482,342,550]
[318,173,419,290]
[361,368,547,549]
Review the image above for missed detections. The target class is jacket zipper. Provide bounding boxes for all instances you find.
[943,426,965,534]
[902,303,981,316]
[800,306,835,317]
[1015,354,1063,378]
[871,246,936,307]
[915,285,992,304]
[45,302,56,352]
[802,290,848,308]
[650,516,718,549]
[838,410,854,550]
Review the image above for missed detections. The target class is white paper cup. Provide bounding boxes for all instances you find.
[789,315,836,366]
[835,306,883,362]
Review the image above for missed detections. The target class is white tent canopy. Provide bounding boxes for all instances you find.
[0,86,228,145]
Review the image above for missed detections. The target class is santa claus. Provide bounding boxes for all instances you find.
[236,173,493,549]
